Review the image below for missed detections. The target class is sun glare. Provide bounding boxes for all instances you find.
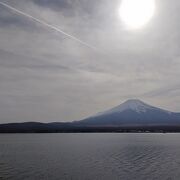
[119,0,155,29]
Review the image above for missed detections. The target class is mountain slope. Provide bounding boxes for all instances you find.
[77,99,180,126]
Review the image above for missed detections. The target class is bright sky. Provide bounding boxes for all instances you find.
[0,0,180,123]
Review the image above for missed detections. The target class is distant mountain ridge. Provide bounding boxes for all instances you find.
[1,99,180,133]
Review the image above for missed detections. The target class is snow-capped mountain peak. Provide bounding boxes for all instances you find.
[79,99,180,127]
[96,99,171,116]
[104,99,152,114]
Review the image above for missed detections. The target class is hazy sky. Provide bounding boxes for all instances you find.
[0,0,180,123]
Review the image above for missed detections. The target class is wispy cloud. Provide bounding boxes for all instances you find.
[0,0,180,123]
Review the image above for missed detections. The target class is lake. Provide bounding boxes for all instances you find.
[0,133,180,180]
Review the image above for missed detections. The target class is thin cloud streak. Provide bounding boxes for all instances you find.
[0,1,98,51]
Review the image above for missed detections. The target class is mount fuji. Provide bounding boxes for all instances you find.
[77,99,180,127]
[1,99,180,133]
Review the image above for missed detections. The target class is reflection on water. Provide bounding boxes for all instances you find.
[0,133,180,180]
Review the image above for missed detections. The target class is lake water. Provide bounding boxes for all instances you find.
[0,133,180,180]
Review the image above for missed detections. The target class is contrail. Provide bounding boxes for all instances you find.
[0,1,97,50]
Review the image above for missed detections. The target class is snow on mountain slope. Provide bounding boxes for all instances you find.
[95,99,171,117]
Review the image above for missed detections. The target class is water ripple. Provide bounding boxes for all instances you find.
[0,134,180,180]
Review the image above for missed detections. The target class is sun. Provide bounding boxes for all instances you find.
[119,0,155,29]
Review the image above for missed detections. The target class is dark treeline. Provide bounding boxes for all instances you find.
[1,122,180,133]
